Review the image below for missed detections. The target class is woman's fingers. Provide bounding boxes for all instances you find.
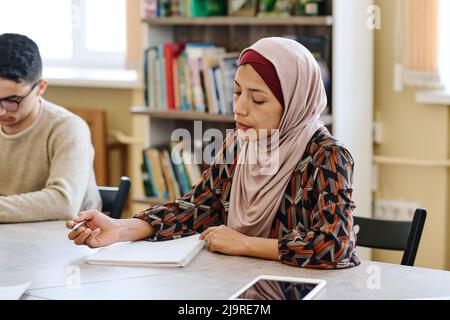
[68,227,86,240]
[85,228,101,248]
[74,210,99,223]
[66,220,76,229]
[204,232,217,251]
[206,237,218,252]
[199,226,218,240]
[73,228,92,245]
[78,210,98,221]
[66,210,99,230]
[68,226,101,247]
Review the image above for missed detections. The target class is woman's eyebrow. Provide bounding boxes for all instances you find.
[234,80,268,95]
[248,88,268,95]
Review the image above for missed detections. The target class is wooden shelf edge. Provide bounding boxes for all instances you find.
[142,16,333,26]
[131,107,236,123]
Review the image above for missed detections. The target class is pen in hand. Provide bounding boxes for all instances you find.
[71,221,87,231]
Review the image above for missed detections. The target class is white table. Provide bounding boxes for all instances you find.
[1,221,450,300]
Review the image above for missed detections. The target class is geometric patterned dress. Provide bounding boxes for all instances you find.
[135,127,360,269]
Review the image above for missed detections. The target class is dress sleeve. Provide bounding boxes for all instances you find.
[134,133,238,241]
[278,145,359,269]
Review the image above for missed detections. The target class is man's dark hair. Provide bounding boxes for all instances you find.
[0,33,42,84]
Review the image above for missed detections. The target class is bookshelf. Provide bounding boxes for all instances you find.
[131,106,332,126]
[131,0,374,258]
[131,106,235,122]
[143,16,333,26]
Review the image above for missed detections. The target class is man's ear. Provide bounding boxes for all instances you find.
[36,79,48,96]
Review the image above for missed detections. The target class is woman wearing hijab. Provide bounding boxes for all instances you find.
[67,37,360,269]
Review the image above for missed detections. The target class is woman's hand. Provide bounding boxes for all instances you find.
[66,210,121,248]
[200,225,280,260]
[199,225,250,256]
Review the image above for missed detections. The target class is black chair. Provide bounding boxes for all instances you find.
[98,176,131,219]
[353,208,427,266]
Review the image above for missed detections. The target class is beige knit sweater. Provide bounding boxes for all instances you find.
[0,99,101,223]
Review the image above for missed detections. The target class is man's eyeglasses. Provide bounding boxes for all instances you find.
[0,80,41,113]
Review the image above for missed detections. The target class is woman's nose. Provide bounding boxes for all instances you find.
[233,96,248,116]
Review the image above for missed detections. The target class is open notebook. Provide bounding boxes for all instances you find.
[87,234,204,267]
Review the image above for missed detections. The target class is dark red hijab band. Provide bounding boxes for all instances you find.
[238,49,284,107]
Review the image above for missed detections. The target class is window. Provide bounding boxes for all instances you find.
[0,0,126,69]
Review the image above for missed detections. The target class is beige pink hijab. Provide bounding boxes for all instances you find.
[227,37,327,238]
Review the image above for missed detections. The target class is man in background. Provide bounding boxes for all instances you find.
[0,33,101,223]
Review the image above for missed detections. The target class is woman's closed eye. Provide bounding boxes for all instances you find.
[252,99,265,105]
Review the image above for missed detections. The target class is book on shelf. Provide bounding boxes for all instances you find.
[144,46,157,108]
[228,0,258,16]
[142,0,228,18]
[295,0,326,16]
[189,0,228,17]
[170,0,182,16]
[141,144,203,201]
[143,41,239,115]
[142,0,159,18]
[201,48,226,114]
[148,148,169,199]
[163,42,186,110]
[219,52,240,114]
[160,149,181,199]
[159,0,171,17]
[257,0,295,17]
[142,149,158,197]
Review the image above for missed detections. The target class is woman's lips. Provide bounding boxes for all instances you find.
[236,121,251,132]
[0,117,14,123]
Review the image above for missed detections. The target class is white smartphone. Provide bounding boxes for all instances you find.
[229,275,326,300]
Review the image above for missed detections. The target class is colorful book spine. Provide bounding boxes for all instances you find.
[154,48,163,110]
[142,150,157,197]
[148,149,169,199]
[142,0,159,18]
[170,144,192,195]
[144,47,158,108]
[177,52,191,111]
[158,45,167,110]
[163,43,176,110]
[214,67,228,115]
[161,149,182,199]
[159,0,171,17]
[211,67,221,115]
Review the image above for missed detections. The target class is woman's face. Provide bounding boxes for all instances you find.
[233,64,284,141]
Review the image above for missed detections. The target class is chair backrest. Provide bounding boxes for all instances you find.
[70,108,109,186]
[98,176,131,219]
[353,208,427,266]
